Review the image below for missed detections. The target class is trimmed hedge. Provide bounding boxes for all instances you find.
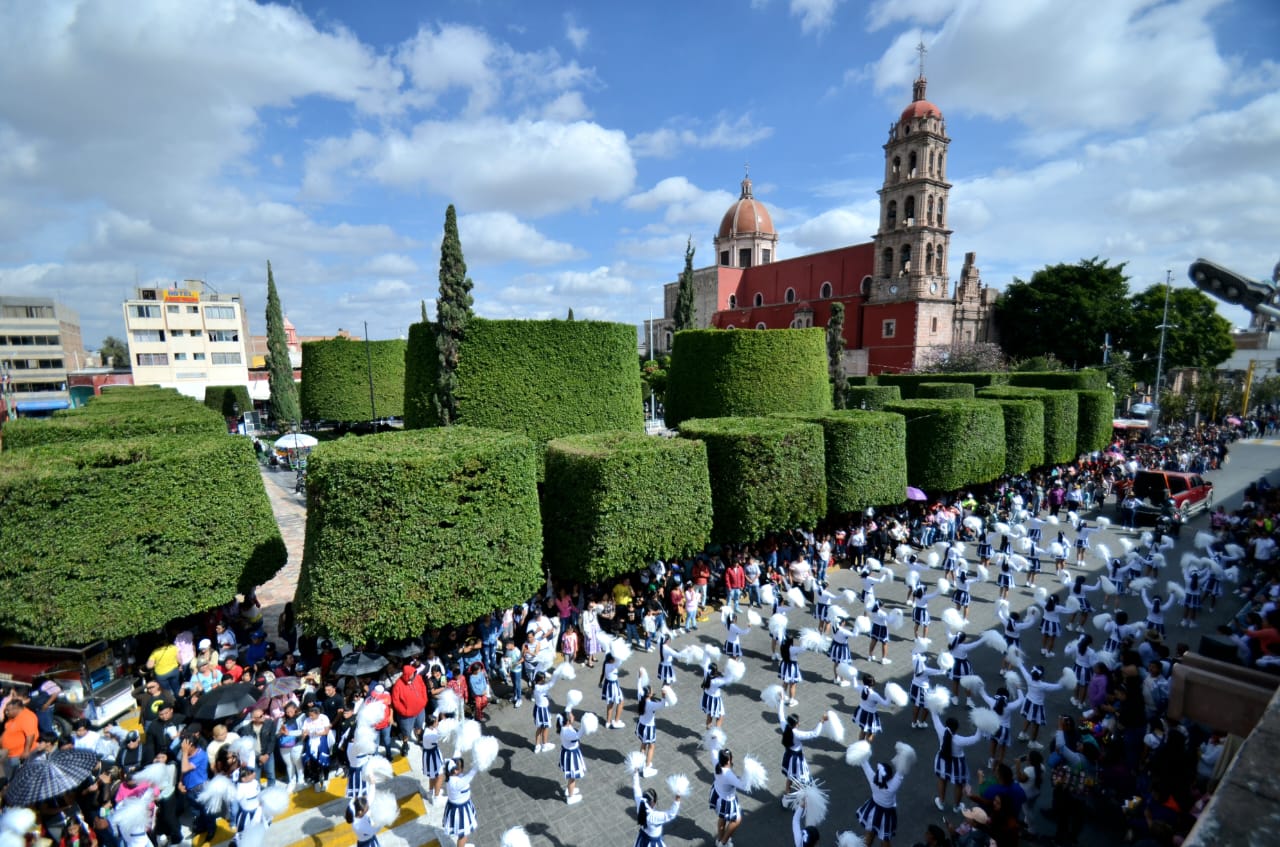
[402,321,436,429]
[845,385,902,411]
[774,411,907,514]
[917,382,976,400]
[300,338,406,422]
[0,436,286,642]
[1076,389,1116,454]
[2,393,226,451]
[203,385,252,418]
[884,400,1006,491]
[403,319,643,445]
[678,417,826,543]
[875,372,1009,399]
[845,375,877,387]
[664,329,831,427]
[295,427,543,643]
[978,387,1080,465]
[543,432,712,583]
[988,399,1045,476]
[1008,370,1108,391]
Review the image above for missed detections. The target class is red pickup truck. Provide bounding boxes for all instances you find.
[1129,470,1214,525]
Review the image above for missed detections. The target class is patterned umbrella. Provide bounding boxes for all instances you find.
[331,651,388,677]
[259,675,303,700]
[4,748,99,805]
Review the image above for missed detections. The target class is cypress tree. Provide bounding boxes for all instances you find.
[827,301,847,409]
[672,237,696,332]
[433,205,474,425]
[567,308,575,321]
[265,261,301,428]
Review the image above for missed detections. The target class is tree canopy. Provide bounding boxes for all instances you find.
[672,237,696,332]
[995,258,1131,367]
[1127,284,1233,384]
[265,261,301,427]
[434,204,474,426]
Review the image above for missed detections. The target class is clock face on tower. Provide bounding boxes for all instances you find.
[930,282,939,294]
[888,284,899,295]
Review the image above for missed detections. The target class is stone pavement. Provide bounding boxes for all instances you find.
[256,465,307,637]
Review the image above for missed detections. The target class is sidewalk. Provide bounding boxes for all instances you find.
[255,466,306,637]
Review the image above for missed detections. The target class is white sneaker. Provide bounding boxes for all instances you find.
[642,766,658,778]
[838,679,851,687]
[950,696,960,706]
[934,797,945,811]
[567,793,583,805]
[954,803,966,813]
[1017,732,1029,741]
[881,657,893,665]
[987,758,995,769]
[513,700,523,708]
[788,699,798,707]
[1028,740,1044,751]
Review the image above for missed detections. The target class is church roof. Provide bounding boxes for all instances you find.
[717,175,775,239]
[900,75,942,124]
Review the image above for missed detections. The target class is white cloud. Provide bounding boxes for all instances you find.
[625,177,736,230]
[632,114,774,158]
[541,91,592,122]
[785,204,880,254]
[363,253,419,276]
[565,15,589,51]
[791,0,844,34]
[554,265,633,295]
[458,212,584,265]
[865,0,1233,135]
[395,23,499,114]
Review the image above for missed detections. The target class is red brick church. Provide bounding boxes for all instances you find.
[647,71,997,375]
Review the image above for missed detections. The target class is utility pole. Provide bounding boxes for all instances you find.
[1242,358,1257,418]
[1151,270,1173,431]
[364,320,377,424]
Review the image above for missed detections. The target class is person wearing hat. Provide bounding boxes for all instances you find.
[243,630,269,667]
[189,639,220,677]
[116,729,145,773]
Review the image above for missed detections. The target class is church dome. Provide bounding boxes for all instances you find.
[899,76,942,125]
[718,175,775,239]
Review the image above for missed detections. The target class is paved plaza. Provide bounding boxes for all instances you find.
[248,444,1275,847]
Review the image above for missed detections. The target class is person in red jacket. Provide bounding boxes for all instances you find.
[692,558,712,612]
[365,681,395,758]
[723,560,746,615]
[391,663,429,755]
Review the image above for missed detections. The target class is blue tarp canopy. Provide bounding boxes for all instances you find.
[15,399,70,412]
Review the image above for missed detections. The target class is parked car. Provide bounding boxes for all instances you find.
[0,641,136,732]
[1125,470,1214,526]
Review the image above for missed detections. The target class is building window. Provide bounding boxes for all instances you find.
[1,335,59,346]
[189,329,202,338]
[187,305,199,314]
[887,200,897,230]
[820,281,833,299]
[725,324,736,330]
[208,330,239,343]
[728,294,737,309]
[785,287,796,304]
[904,195,915,222]
[926,244,934,274]
[204,305,236,320]
[861,276,872,297]
[762,249,771,264]
[1,305,54,319]
[166,304,180,314]
[665,332,672,348]
[129,305,161,319]
[937,198,944,225]
[756,322,767,330]
[135,352,169,366]
[193,352,206,361]
[170,329,183,337]
[739,248,752,268]
[131,330,165,343]
[931,317,938,333]
[720,250,730,266]
[900,245,912,275]
[174,352,188,361]
[753,292,764,307]
[211,352,242,365]
[927,196,934,225]
[882,319,896,339]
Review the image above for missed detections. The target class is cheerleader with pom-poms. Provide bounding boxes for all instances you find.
[944,628,979,705]
[851,742,916,847]
[631,765,684,847]
[942,544,963,578]
[1024,543,1045,589]
[909,646,946,730]
[1141,586,1169,637]
[600,644,629,730]
[853,675,902,742]
[775,697,826,793]
[1178,567,1207,628]
[531,663,574,753]
[972,683,1025,769]
[701,653,745,728]
[1038,594,1063,657]
[866,601,894,664]
[995,554,1017,601]
[636,680,676,777]
[442,756,482,847]
[911,585,939,638]
[421,712,451,805]
[656,630,678,686]
[827,612,856,684]
[706,735,768,847]
[951,570,982,622]
[814,583,840,635]
[555,708,595,805]
[930,708,982,812]
[350,797,383,847]
[977,532,994,568]
[723,610,752,658]
[1015,663,1072,750]
[778,632,806,707]
[1067,575,1103,631]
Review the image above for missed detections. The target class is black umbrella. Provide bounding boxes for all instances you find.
[385,639,423,660]
[332,651,388,677]
[190,683,260,722]
[4,748,98,806]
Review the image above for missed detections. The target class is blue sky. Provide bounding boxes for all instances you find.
[1,0,1277,350]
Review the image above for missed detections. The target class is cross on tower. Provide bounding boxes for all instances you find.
[916,40,927,79]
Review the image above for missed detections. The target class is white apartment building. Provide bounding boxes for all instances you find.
[0,296,85,416]
[122,280,250,399]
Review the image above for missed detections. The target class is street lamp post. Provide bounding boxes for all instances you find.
[1151,270,1173,432]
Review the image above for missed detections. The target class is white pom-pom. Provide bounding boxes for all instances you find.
[501,827,533,847]
[888,609,905,631]
[822,711,846,743]
[437,717,459,741]
[435,687,462,717]
[358,699,388,729]
[881,569,894,583]
[897,543,915,560]
[938,651,955,671]
[723,658,746,686]
[761,583,777,607]
[701,727,726,751]
[1092,612,1113,632]
[926,551,940,568]
[663,686,678,707]
[453,719,482,755]
[906,569,920,589]
[112,797,152,837]
[1064,595,1080,614]
[970,707,1001,736]
[960,674,985,693]
[979,629,1007,652]
[1059,667,1077,689]
[1047,515,1060,525]
[1225,565,1240,583]
[611,640,634,664]
[1050,542,1066,559]
[636,668,650,701]
[473,735,500,771]
[845,739,872,767]
[1225,543,1245,560]
[995,522,1011,535]
[627,750,647,772]
[1129,576,1155,593]
[1159,535,1175,551]
[1180,552,1199,573]
[1068,511,1080,527]
[581,712,600,735]
[366,755,394,785]
[769,612,789,642]
[942,608,967,631]
[854,615,872,635]
[260,784,290,820]
[741,756,769,792]
[747,609,763,627]
[788,779,830,826]
[565,689,583,710]
[1095,543,1112,563]
[868,557,884,571]
[704,644,721,663]
[836,663,859,684]
[925,687,951,713]
[800,627,826,654]
[830,604,849,624]
[964,516,983,531]
[1120,537,1134,553]
[667,773,690,797]
[1035,586,1049,606]
[1096,650,1118,669]
[891,741,917,776]
[1005,645,1024,665]
[762,684,784,709]
[721,604,735,622]
[1100,576,1117,595]
[787,586,808,609]
[1018,536,1033,553]
[914,636,932,650]
[1003,669,1023,691]
[0,809,37,837]
[1166,581,1187,605]
[1195,531,1214,550]
[937,577,951,594]
[885,682,909,707]
[1060,570,1074,587]
[838,832,862,847]
[199,774,237,815]
[679,644,706,665]
[842,589,860,605]
[133,763,174,791]
[1064,635,1082,655]
[369,792,399,829]
[1009,554,1029,572]
[976,564,990,582]
[1096,516,1111,528]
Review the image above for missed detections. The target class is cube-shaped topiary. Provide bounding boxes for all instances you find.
[774,410,907,514]
[664,329,832,427]
[203,385,252,418]
[678,416,826,543]
[295,427,543,643]
[300,337,406,423]
[543,432,713,583]
[875,372,1008,399]
[917,382,976,400]
[883,400,1006,491]
[0,435,286,642]
[845,385,902,411]
[978,387,1079,465]
[1076,389,1116,454]
[2,391,226,451]
[1007,370,1107,391]
[987,399,1045,476]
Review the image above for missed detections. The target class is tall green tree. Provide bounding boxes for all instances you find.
[98,336,129,369]
[672,237,696,332]
[995,258,1132,366]
[567,308,575,321]
[264,261,300,428]
[826,302,847,408]
[1126,284,1234,384]
[433,205,475,426]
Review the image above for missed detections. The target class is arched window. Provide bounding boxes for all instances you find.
[725,324,736,330]
[753,292,763,307]
[931,317,938,333]
[861,275,873,296]
[927,196,934,225]
[904,195,915,223]
[937,198,944,225]
[891,156,901,178]
[664,331,672,348]
[756,322,767,330]
[880,249,893,277]
[908,151,917,178]
[925,243,934,274]
[928,151,934,174]
[900,244,912,275]
[820,281,833,299]
[728,294,737,309]
[886,200,897,230]
[784,287,796,304]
